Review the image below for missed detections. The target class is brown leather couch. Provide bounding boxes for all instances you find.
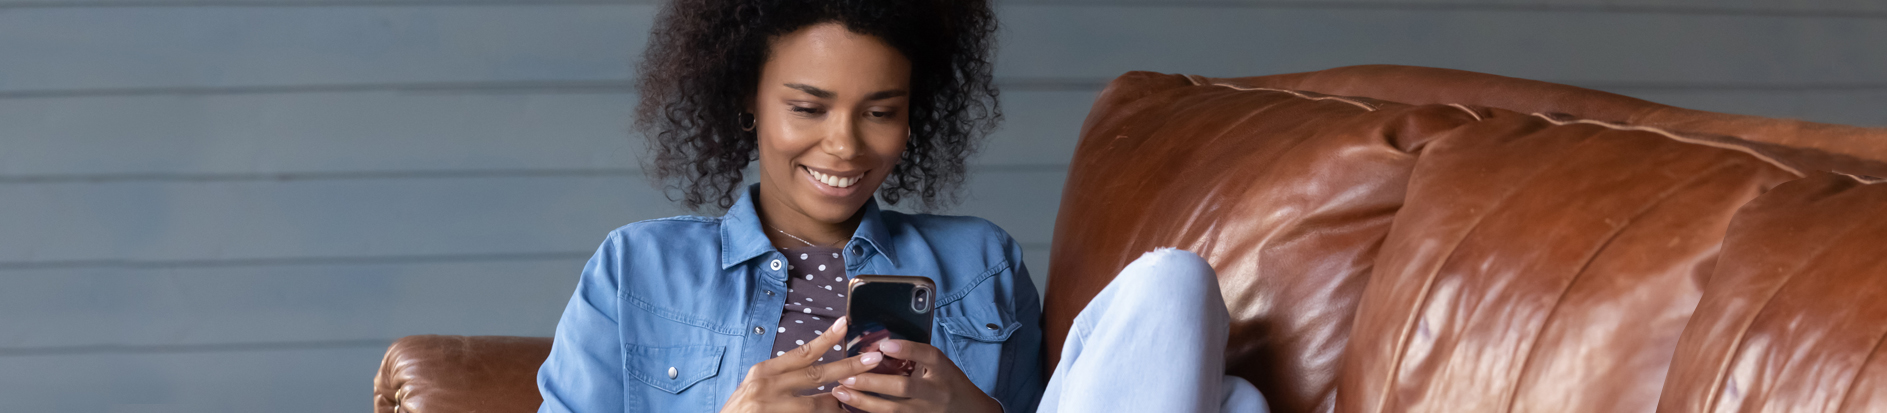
[375,65,1887,413]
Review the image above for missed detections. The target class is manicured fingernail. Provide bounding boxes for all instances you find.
[881,340,902,354]
[843,376,856,385]
[833,388,852,402]
[861,351,882,365]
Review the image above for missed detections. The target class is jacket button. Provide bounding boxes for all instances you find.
[985,323,1000,330]
[851,245,864,255]
[765,290,775,296]
[667,367,678,379]
[753,326,764,335]
[769,259,782,271]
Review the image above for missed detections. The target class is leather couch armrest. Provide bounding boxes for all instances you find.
[373,335,553,413]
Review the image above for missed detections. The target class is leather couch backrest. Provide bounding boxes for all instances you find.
[1337,107,1798,413]
[1659,172,1887,413]
[1049,67,1886,413]
[1047,71,1482,413]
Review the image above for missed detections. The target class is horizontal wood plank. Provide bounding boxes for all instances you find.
[0,259,574,349]
[994,5,1887,85]
[4,5,1883,95]
[0,91,642,177]
[0,176,676,264]
[0,345,386,412]
[0,5,652,93]
[0,169,1065,264]
[0,90,1093,178]
[980,91,1098,167]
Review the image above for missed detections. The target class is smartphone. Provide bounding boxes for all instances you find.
[843,275,936,379]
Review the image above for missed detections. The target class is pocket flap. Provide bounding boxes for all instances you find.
[624,344,725,394]
[938,314,1019,343]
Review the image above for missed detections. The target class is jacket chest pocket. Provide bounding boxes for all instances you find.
[937,302,1018,393]
[624,344,725,411]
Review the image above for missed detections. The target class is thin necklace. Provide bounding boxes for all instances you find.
[764,224,829,248]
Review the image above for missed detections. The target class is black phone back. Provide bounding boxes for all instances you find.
[843,275,935,358]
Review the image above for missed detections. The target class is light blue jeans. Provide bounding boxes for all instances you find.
[1037,248,1269,413]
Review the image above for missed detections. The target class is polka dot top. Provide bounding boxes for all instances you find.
[771,246,848,392]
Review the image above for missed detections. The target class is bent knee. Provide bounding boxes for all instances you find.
[1114,247,1217,295]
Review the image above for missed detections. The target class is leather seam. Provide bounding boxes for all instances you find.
[1186,75,1379,112]
[395,385,410,413]
[1835,172,1887,184]
[1527,113,1805,178]
[1498,162,1738,412]
[1447,103,1484,121]
[1213,83,1379,111]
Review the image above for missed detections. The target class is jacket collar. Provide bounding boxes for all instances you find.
[720,184,899,269]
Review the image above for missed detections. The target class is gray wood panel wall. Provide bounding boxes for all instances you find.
[4,1,1882,411]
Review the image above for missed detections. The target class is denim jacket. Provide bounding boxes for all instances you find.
[537,185,1045,412]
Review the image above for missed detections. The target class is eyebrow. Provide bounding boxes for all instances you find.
[784,83,909,101]
[865,89,909,100]
[785,83,835,98]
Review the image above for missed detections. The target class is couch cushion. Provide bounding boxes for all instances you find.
[1047,71,1480,413]
[1337,108,1799,413]
[374,335,552,413]
[1657,173,1887,413]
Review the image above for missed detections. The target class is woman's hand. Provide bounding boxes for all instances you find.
[831,340,1003,413]
[722,317,885,413]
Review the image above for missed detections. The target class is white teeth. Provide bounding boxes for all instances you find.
[806,168,860,188]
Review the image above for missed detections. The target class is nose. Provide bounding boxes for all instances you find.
[820,113,863,161]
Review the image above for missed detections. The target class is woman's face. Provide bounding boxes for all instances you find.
[753,23,912,227]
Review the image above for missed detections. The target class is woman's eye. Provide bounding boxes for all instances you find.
[791,106,823,115]
[868,111,893,118]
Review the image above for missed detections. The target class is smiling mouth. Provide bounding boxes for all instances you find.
[803,166,863,189]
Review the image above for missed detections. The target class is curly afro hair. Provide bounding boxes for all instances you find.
[635,0,1001,211]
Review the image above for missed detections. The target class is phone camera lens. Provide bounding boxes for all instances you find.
[912,286,932,313]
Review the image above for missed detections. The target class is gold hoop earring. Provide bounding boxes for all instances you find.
[739,112,756,132]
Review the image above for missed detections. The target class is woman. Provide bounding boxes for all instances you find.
[535,0,1041,412]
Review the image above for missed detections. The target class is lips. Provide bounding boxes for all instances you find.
[804,166,862,188]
